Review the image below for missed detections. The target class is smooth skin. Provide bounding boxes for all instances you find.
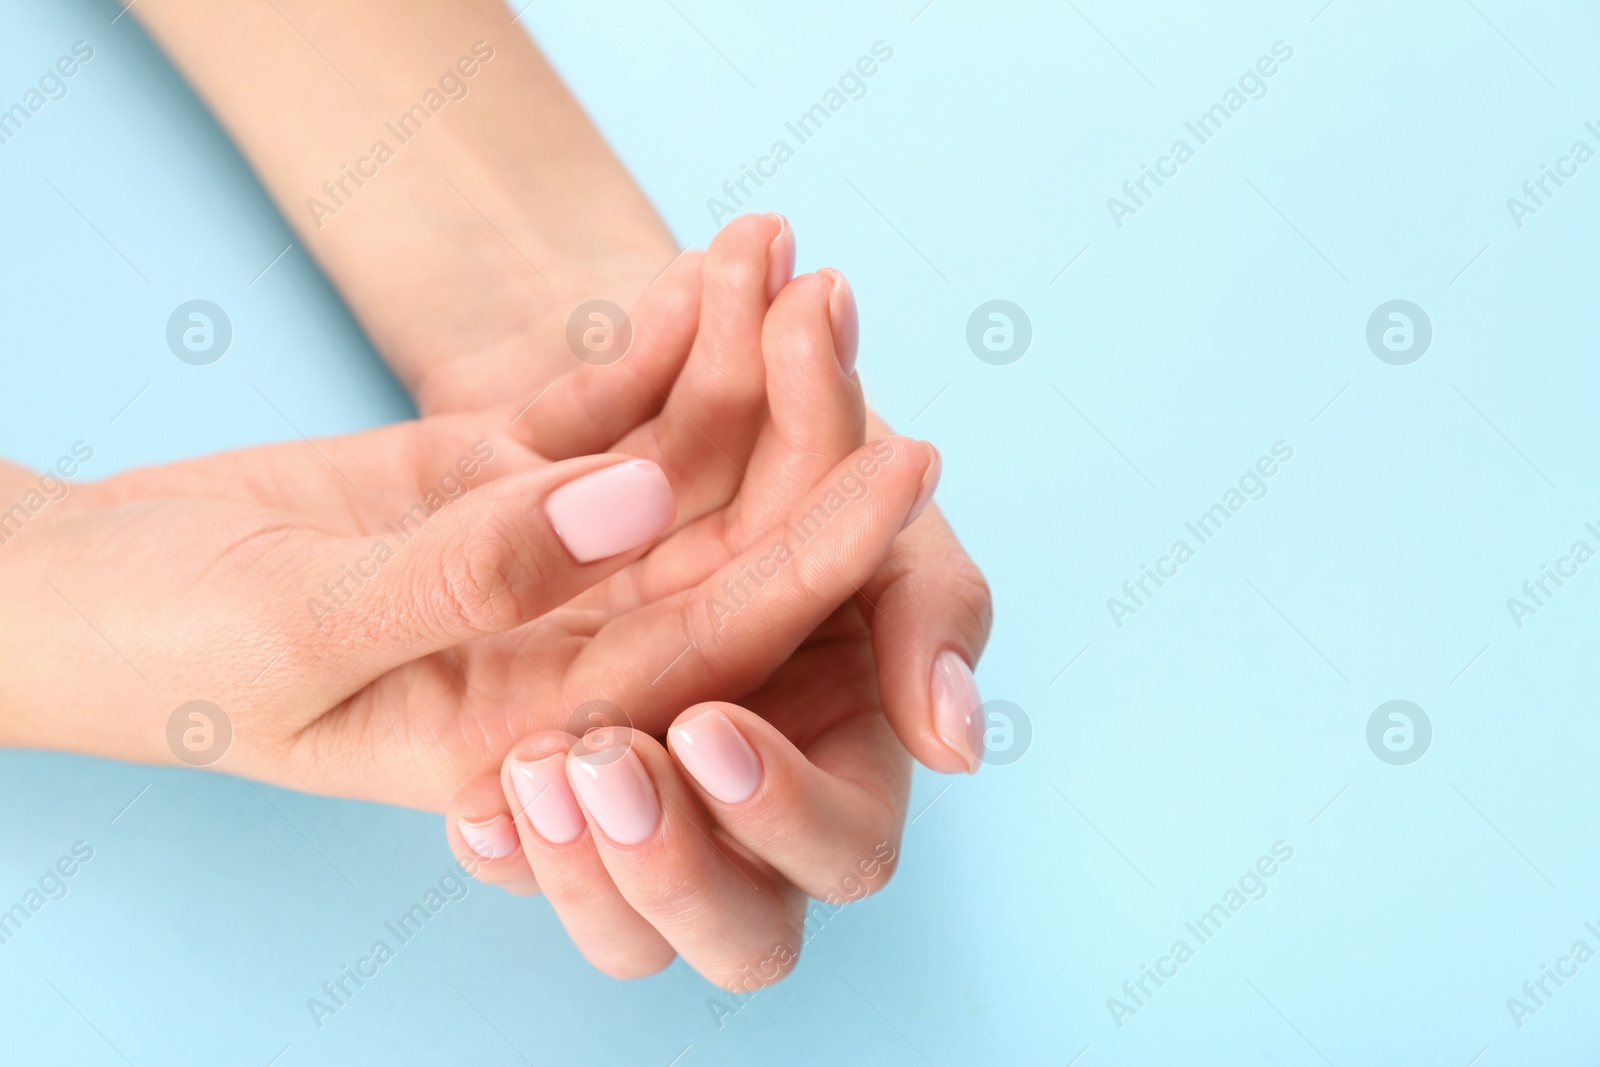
[0,225,933,810]
[118,0,995,986]
[449,237,938,986]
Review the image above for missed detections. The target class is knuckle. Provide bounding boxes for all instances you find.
[888,536,994,649]
[434,521,544,632]
[677,590,738,692]
[619,857,711,920]
[949,559,994,640]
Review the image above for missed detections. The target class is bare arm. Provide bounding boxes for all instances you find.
[133,0,677,406]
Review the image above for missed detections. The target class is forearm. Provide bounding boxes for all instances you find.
[133,0,675,400]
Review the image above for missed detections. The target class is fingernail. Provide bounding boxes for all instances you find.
[903,443,941,530]
[819,268,859,377]
[670,709,762,805]
[567,736,661,846]
[458,814,520,860]
[765,213,794,302]
[932,649,984,773]
[510,754,586,845]
[545,459,675,563]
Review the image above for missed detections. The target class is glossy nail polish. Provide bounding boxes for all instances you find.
[545,459,674,563]
[510,753,586,845]
[458,814,519,860]
[932,649,984,773]
[670,708,762,804]
[568,739,661,846]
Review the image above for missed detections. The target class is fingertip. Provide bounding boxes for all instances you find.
[544,457,676,563]
[668,703,764,805]
[871,436,941,488]
[861,512,995,778]
[765,213,795,302]
[817,268,858,376]
[566,727,663,848]
[505,738,588,848]
[446,779,541,894]
[931,649,984,774]
[458,813,521,860]
[903,444,941,530]
[708,214,784,291]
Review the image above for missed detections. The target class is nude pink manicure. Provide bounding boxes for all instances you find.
[820,268,859,377]
[670,708,762,804]
[567,736,661,846]
[510,754,586,845]
[458,814,519,860]
[765,213,794,302]
[932,649,984,773]
[544,459,674,563]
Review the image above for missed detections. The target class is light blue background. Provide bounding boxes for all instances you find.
[3,0,1599,1063]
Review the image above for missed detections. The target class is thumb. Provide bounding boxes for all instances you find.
[303,454,674,680]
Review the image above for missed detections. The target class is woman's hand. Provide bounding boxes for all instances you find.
[409,219,947,991]
[123,0,996,987]
[0,222,936,817]
[128,0,997,781]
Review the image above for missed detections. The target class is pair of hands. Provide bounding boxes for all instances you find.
[0,216,991,988]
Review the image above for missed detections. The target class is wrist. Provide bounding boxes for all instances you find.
[135,0,679,411]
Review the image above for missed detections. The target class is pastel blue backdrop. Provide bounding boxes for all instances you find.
[2,0,1599,1063]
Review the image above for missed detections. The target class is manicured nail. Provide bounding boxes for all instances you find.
[458,814,519,860]
[510,754,586,845]
[819,268,859,377]
[545,459,674,563]
[765,213,794,302]
[932,649,984,773]
[670,709,762,805]
[567,737,661,846]
[903,443,941,530]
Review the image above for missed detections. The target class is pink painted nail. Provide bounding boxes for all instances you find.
[545,459,674,563]
[670,708,762,804]
[765,213,794,302]
[567,735,661,846]
[903,444,941,530]
[819,268,859,377]
[458,814,519,860]
[510,754,586,845]
[932,649,984,773]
